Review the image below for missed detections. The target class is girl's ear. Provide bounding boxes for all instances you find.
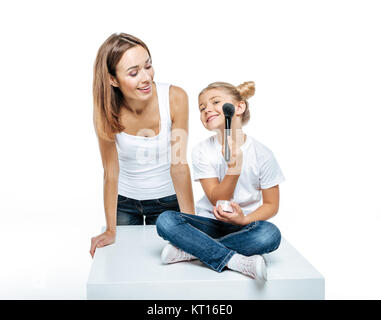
[110,75,119,88]
[235,101,247,116]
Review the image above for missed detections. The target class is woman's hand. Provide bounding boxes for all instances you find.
[213,202,247,226]
[89,230,116,258]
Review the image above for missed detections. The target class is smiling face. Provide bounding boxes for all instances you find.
[198,88,245,131]
[110,45,155,104]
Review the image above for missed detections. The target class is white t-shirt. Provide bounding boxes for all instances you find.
[192,134,285,219]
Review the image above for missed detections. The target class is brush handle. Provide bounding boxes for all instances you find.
[224,128,231,162]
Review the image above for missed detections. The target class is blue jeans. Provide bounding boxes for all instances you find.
[117,194,180,225]
[156,211,281,272]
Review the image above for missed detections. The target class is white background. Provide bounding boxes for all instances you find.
[0,0,380,299]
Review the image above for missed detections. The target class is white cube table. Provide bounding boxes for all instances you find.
[87,225,324,300]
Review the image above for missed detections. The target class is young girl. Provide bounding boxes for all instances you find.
[156,81,285,280]
[89,33,195,258]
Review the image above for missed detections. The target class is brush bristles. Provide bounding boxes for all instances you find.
[222,103,235,117]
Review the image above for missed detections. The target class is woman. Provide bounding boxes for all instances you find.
[90,33,194,258]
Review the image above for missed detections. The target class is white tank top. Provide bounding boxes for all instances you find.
[115,82,175,200]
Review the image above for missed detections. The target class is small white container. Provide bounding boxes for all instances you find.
[216,200,233,213]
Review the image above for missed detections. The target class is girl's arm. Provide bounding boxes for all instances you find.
[243,185,280,224]
[169,85,195,214]
[199,171,239,206]
[199,136,243,205]
[90,136,118,257]
[213,185,280,225]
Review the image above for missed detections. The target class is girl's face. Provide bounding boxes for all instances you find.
[198,88,240,131]
[111,45,155,103]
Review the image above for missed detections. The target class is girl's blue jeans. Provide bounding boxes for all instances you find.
[156,210,281,273]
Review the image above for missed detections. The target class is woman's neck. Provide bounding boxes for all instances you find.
[122,85,157,116]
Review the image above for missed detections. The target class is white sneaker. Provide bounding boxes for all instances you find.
[161,243,196,264]
[228,254,267,281]
[253,255,267,281]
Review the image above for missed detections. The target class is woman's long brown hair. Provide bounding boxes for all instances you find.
[92,33,151,141]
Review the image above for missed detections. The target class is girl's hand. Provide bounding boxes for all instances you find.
[213,201,247,226]
[89,230,116,258]
[222,136,243,174]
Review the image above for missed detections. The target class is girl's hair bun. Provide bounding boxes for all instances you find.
[236,81,255,100]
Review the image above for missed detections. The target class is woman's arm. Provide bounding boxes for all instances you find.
[89,135,119,257]
[169,85,195,214]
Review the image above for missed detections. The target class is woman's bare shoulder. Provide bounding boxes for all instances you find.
[169,85,189,121]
